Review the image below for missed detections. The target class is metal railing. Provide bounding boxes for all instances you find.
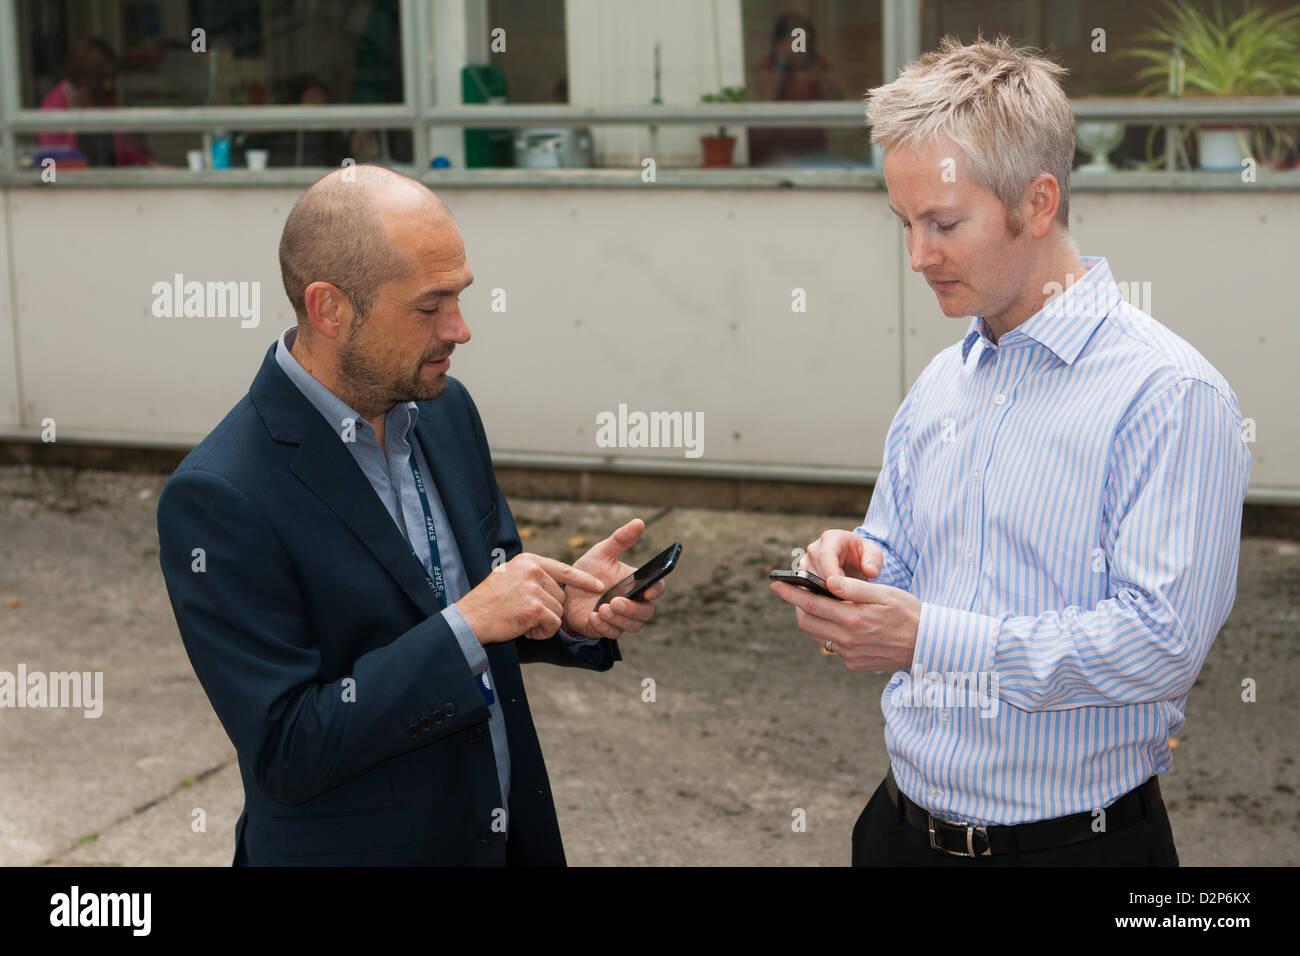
[6,96,1300,132]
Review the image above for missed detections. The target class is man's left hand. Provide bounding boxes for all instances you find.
[562,518,667,640]
[770,575,920,672]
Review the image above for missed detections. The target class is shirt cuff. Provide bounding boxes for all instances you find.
[442,605,488,676]
[912,602,1000,684]
[557,626,611,668]
[853,530,913,590]
[557,626,603,648]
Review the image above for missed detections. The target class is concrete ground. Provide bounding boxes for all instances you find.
[0,462,1296,866]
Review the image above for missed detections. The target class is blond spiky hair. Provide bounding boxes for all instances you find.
[865,35,1075,230]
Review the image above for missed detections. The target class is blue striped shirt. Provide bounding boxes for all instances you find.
[858,256,1250,826]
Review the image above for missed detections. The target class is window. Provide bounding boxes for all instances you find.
[921,0,1300,170]
[15,0,409,168]
[742,0,882,167]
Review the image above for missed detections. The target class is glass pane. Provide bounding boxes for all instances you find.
[487,0,568,103]
[15,0,410,167]
[15,129,362,171]
[18,0,406,108]
[18,131,193,170]
[919,0,1300,169]
[741,0,882,167]
[922,0,1300,96]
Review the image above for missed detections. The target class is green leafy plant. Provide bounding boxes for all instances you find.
[699,85,747,138]
[1123,0,1300,166]
[1127,0,1300,97]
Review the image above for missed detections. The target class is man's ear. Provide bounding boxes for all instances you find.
[302,282,353,340]
[1025,172,1061,239]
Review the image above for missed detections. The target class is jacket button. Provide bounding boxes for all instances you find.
[468,727,485,744]
[418,718,433,732]
[431,711,445,725]
[444,702,456,718]
[405,723,420,737]
[479,828,495,844]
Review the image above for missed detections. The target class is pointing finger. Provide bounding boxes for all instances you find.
[534,556,605,592]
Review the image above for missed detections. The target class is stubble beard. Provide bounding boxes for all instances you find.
[337,334,448,418]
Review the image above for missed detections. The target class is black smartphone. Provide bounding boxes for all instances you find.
[598,542,682,608]
[769,568,839,599]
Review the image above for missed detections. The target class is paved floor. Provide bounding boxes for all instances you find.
[1,463,1296,866]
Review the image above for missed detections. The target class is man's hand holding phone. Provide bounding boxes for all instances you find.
[770,530,920,672]
[563,519,670,640]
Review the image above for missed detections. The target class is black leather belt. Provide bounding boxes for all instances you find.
[884,767,1162,857]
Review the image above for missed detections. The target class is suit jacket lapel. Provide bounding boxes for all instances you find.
[290,423,445,619]
[414,404,522,684]
[250,342,444,620]
[413,408,491,588]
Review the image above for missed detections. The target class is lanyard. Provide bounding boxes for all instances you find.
[407,452,447,608]
[408,450,495,706]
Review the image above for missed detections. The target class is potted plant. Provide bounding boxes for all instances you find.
[699,86,746,167]
[1124,0,1300,170]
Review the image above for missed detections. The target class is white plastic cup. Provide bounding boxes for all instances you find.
[246,149,268,171]
[186,150,204,171]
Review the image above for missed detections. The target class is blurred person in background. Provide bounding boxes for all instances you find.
[38,36,154,167]
[749,12,843,166]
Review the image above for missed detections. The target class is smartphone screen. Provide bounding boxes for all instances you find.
[598,542,682,607]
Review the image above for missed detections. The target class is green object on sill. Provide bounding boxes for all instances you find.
[462,65,513,169]
[700,86,747,138]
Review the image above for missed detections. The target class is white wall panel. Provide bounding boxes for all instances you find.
[8,187,300,442]
[443,186,900,470]
[2,183,1293,498]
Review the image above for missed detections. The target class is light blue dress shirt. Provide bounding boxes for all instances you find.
[858,257,1251,826]
[274,327,512,808]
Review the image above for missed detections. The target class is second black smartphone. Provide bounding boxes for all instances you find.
[598,542,683,608]
[769,568,839,599]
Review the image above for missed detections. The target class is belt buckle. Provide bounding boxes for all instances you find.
[928,815,991,857]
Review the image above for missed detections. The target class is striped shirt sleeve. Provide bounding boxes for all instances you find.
[911,377,1249,712]
[854,381,921,591]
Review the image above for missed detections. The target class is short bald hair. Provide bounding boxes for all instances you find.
[278,168,413,329]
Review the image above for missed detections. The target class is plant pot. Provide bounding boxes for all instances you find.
[1197,127,1250,171]
[701,135,736,168]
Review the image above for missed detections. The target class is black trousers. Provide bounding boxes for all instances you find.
[851,776,1181,866]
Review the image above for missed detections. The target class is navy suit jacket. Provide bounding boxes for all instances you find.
[157,343,620,865]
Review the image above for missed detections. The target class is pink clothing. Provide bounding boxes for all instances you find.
[38,82,152,166]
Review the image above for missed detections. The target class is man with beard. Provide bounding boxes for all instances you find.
[158,165,664,865]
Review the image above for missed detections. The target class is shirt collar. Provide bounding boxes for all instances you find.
[960,257,1119,366]
[275,326,419,444]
